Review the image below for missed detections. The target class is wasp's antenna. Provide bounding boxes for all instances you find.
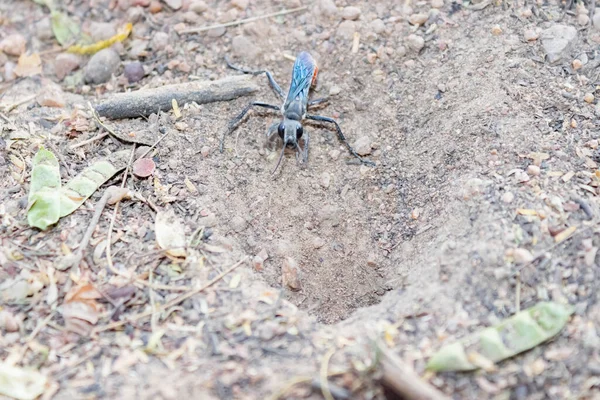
[271,142,287,175]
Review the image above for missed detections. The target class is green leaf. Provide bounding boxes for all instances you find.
[426,302,574,372]
[60,160,119,217]
[27,147,61,230]
[0,363,47,400]
[50,10,80,46]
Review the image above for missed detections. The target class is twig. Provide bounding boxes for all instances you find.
[311,378,350,400]
[2,94,36,113]
[63,190,111,269]
[25,312,55,342]
[515,272,521,313]
[320,349,336,400]
[69,131,109,149]
[269,371,347,400]
[94,76,259,119]
[92,257,247,333]
[380,346,450,400]
[180,6,307,34]
[138,128,172,160]
[105,145,136,277]
[88,102,119,138]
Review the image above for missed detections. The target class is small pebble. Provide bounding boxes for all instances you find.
[84,48,120,84]
[407,34,425,51]
[341,6,361,20]
[189,0,208,13]
[124,61,145,84]
[151,31,169,51]
[513,248,534,264]
[282,257,301,291]
[409,13,428,26]
[149,0,162,13]
[501,192,515,203]
[231,215,247,232]
[573,59,583,70]
[367,254,377,268]
[524,29,539,41]
[579,13,590,26]
[521,8,532,17]
[312,237,326,249]
[0,34,26,56]
[231,0,249,10]
[336,20,356,39]
[585,93,595,103]
[527,165,541,176]
[329,85,341,96]
[397,45,407,57]
[491,25,502,35]
[54,53,80,80]
[431,0,444,8]
[329,149,340,160]
[200,146,210,157]
[410,208,420,220]
[164,0,182,10]
[354,136,372,156]
[319,0,338,17]
[320,172,331,188]
[369,19,386,34]
[594,9,600,29]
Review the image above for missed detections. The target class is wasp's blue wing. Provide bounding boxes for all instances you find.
[283,52,317,112]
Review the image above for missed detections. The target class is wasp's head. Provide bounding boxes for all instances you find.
[277,119,303,149]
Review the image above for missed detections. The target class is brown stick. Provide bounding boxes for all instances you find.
[94,75,259,119]
[380,348,450,400]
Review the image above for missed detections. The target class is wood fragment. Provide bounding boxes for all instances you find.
[179,6,307,34]
[380,348,450,400]
[94,75,259,119]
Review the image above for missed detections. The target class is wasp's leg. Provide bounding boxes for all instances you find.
[264,121,280,151]
[296,130,310,166]
[305,114,375,166]
[225,56,285,100]
[220,102,280,152]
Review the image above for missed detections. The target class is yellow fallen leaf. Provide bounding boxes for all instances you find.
[67,23,132,55]
[184,177,197,193]
[555,226,577,244]
[172,99,181,119]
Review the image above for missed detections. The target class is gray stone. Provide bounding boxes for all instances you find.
[541,24,577,64]
[84,48,120,84]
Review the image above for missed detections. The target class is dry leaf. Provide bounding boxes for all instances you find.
[517,209,538,216]
[155,209,187,258]
[172,98,181,119]
[14,53,42,77]
[0,363,47,400]
[60,283,102,335]
[554,226,577,244]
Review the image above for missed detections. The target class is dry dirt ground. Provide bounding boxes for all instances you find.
[2,0,600,398]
